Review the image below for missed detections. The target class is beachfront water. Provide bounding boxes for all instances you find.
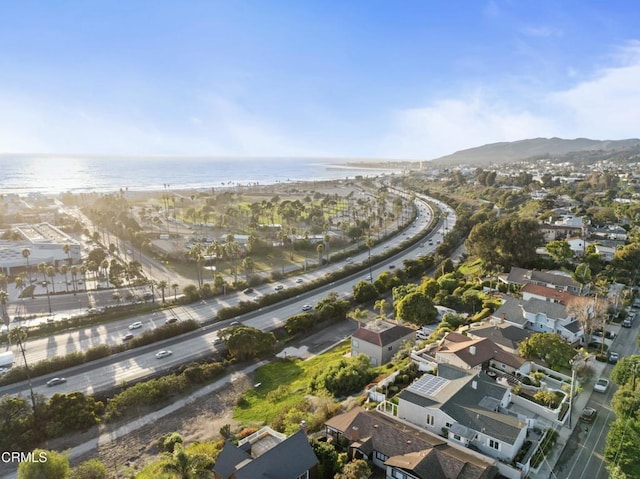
[0,155,401,195]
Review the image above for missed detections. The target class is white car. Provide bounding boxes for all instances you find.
[594,378,610,393]
[128,321,143,330]
[302,304,313,312]
[274,284,284,291]
[295,278,304,284]
[155,350,173,359]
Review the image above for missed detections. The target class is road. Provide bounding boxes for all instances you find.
[553,319,638,478]
[1,195,457,398]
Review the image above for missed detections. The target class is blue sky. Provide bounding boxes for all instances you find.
[1,0,639,159]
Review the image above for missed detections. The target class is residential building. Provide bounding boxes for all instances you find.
[492,296,583,345]
[396,365,527,464]
[502,267,582,295]
[213,427,317,479]
[466,322,532,355]
[325,407,499,479]
[351,320,415,366]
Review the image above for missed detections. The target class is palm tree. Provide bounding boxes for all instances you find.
[172,282,179,301]
[157,280,168,303]
[63,243,72,264]
[70,265,79,295]
[21,248,32,297]
[46,265,56,294]
[242,257,254,282]
[347,307,369,327]
[188,242,204,288]
[374,299,389,319]
[37,262,47,283]
[59,264,69,292]
[8,327,38,417]
[162,447,212,479]
[0,272,8,291]
[316,243,324,265]
[0,290,9,325]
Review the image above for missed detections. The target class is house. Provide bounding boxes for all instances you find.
[413,332,531,377]
[492,296,583,345]
[212,427,317,479]
[521,283,578,305]
[396,365,527,464]
[351,320,415,366]
[325,407,499,479]
[466,322,532,355]
[502,267,582,295]
[594,244,616,261]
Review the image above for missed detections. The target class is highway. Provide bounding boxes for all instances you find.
[1,196,457,398]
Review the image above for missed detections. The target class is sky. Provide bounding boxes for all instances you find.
[0,0,639,160]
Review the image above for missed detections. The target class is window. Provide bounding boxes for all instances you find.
[489,439,500,450]
[388,346,393,351]
[375,451,388,461]
[392,470,408,479]
[453,434,461,441]
[426,414,435,426]
[352,339,359,347]
[445,422,452,428]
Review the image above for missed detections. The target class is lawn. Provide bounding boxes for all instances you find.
[233,341,351,425]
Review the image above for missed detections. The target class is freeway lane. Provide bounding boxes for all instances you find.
[1,196,456,398]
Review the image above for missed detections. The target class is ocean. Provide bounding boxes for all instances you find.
[0,155,404,195]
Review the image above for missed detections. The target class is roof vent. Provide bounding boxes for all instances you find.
[470,345,477,356]
[472,380,477,390]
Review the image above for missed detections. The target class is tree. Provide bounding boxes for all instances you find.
[0,289,9,325]
[22,248,32,297]
[518,333,576,371]
[546,240,574,264]
[335,459,372,479]
[374,299,389,319]
[172,282,179,301]
[347,308,369,326]
[68,459,108,479]
[611,387,640,419]
[611,355,640,389]
[312,439,339,479]
[157,280,168,303]
[8,327,37,415]
[218,326,276,360]
[17,449,69,479]
[395,291,438,326]
[605,417,640,478]
[466,215,544,270]
[566,295,608,344]
[572,263,592,295]
[162,446,213,479]
[316,242,325,265]
[352,280,378,303]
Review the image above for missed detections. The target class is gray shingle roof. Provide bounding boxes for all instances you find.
[520,297,568,320]
[492,297,526,326]
[352,321,416,346]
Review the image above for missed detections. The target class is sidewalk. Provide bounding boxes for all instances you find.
[529,357,607,479]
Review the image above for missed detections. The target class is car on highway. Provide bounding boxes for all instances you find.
[580,407,597,423]
[122,333,134,341]
[345,257,353,263]
[155,350,173,359]
[128,321,143,330]
[165,317,178,324]
[302,304,313,312]
[295,278,304,284]
[46,377,67,387]
[388,264,395,269]
[608,351,620,364]
[594,378,610,393]
[230,321,241,326]
[142,292,154,300]
[243,288,254,294]
[212,338,222,345]
[274,284,284,291]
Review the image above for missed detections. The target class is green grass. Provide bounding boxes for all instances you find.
[457,257,483,278]
[233,341,351,425]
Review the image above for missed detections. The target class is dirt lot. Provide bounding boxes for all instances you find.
[49,372,253,476]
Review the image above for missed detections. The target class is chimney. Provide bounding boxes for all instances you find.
[469,345,477,356]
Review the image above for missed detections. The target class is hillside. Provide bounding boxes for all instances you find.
[431,137,640,166]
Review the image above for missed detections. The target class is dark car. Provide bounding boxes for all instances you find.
[243,288,254,294]
[580,407,597,423]
[122,333,134,341]
[165,317,178,324]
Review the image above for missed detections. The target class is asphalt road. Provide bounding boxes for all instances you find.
[1,195,457,398]
[553,320,638,478]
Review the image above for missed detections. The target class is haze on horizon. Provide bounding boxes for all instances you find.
[1,1,639,160]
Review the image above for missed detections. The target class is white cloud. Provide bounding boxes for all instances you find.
[522,26,563,38]
[378,41,640,159]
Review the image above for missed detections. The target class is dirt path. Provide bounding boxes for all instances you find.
[51,373,252,475]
